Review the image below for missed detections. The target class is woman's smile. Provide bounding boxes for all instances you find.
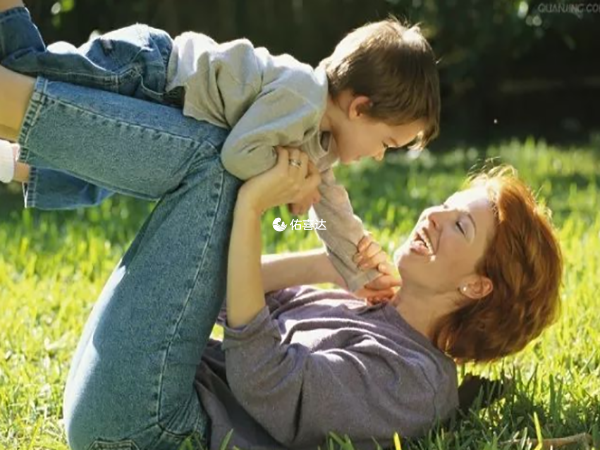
[410,228,434,256]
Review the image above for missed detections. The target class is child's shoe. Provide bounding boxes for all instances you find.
[0,139,16,183]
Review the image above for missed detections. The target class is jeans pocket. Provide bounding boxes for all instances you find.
[88,439,140,450]
[94,33,169,102]
[94,25,151,69]
[86,433,207,450]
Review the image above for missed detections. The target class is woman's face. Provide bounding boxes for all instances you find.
[394,187,497,294]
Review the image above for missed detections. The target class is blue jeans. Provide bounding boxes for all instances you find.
[20,79,242,450]
[3,9,245,450]
[0,6,182,209]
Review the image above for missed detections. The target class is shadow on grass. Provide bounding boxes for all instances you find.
[398,368,600,450]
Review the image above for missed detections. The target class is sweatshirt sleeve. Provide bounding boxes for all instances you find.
[220,87,322,180]
[222,308,438,446]
[309,168,382,292]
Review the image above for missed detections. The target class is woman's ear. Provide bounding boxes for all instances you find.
[348,95,372,119]
[460,276,493,300]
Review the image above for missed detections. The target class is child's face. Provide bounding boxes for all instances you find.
[331,96,425,164]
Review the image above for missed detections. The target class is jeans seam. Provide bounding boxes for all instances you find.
[156,151,224,440]
[23,165,38,208]
[17,77,46,152]
[86,438,139,450]
[11,65,140,88]
[0,6,30,24]
[15,84,39,208]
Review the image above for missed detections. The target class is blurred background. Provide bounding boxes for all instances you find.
[1,0,598,212]
[20,0,600,148]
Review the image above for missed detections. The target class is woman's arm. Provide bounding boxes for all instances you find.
[228,203,348,327]
[226,200,267,328]
[261,248,344,293]
[226,147,322,328]
[227,206,342,328]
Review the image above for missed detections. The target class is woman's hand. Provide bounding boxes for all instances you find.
[238,147,321,215]
[358,262,402,305]
[287,187,321,216]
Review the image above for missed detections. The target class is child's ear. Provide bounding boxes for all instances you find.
[348,95,372,119]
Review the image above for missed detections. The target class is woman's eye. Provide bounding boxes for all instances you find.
[456,221,465,235]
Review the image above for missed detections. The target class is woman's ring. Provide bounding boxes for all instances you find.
[289,159,302,168]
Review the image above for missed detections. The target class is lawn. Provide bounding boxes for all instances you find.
[0,138,599,449]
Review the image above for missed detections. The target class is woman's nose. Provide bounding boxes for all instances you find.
[428,212,439,229]
[426,207,449,229]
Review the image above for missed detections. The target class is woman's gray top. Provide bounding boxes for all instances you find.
[195,285,458,450]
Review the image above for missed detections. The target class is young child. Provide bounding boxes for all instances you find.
[0,1,440,294]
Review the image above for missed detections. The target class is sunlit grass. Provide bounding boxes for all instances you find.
[1,138,599,449]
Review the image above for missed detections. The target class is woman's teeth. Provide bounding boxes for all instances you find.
[421,231,433,254]
[411,231,434,256]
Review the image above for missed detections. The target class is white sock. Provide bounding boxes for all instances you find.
[0,140,16,183]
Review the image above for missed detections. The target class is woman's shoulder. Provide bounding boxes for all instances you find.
[343,328,459,435]
[396,338,459,419]
[361,307,460,413]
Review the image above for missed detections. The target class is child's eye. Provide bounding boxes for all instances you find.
[456,221,465,235]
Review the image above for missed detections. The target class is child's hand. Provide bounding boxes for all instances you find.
[353,232,389,271]
[288,188,321,215]
[352,233,402,302]
[359,262,401,305]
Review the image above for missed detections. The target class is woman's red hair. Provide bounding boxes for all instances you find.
[433,166,563,363]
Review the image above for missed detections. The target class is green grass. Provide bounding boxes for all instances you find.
[1,137,599,449]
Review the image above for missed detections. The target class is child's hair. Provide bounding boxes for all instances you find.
[319,17,440,149]
[433,166,563,363]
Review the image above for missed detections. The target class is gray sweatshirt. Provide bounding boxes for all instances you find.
[195,285,459,450]
[166,32,381,292]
